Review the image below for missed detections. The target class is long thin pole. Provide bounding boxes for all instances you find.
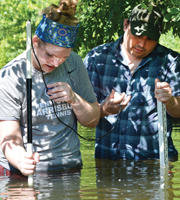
[157,100,168,167]
[26,20,33,186]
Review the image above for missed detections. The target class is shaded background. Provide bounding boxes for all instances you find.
[0,0,180,67]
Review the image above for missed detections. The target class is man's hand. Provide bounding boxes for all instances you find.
[18,152,39,176]
[100,89,131,117]
[155,78,172,105]
[47,82,76,104]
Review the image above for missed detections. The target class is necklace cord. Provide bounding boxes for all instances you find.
[31,41,122,141]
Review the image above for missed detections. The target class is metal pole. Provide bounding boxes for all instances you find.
[157,100,168,167]
[26,20,33,186]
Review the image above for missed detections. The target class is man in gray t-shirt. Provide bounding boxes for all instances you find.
[0,8,100,176]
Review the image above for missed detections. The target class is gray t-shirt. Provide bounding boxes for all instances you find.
[0,51,97,172]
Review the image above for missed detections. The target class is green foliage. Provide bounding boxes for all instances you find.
[0,0,50,67]
[74,0,180,58]
[159,28,180,53]
[75,0,138,58]
[141,0,180,37]
[0,0,180,67]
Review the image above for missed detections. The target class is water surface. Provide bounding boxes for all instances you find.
[0,126,180,200]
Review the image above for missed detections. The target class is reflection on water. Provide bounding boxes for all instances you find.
[0,126,180,200]
[95,159,171,200]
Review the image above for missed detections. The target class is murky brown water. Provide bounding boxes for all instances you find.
[0,126,180,200]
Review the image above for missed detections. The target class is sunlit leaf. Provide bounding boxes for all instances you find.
[167,8,179,14]
[140,2,147,9]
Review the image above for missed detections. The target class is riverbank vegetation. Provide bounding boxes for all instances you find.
[0,0,180,68]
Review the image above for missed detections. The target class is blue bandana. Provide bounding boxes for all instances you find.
[35,14,79,48]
